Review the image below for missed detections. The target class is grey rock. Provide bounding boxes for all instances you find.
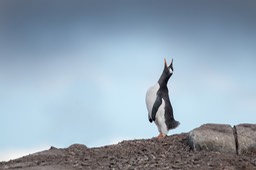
[68,144,87,149]
[188,124,236,153]
[235,123,256,154]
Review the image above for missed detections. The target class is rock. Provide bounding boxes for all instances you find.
[235,123,256,154]
[188,124,236,153]
[68,144,87,150]
[50,146,57,150]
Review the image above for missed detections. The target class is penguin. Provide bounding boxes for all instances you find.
[146,58,180,138]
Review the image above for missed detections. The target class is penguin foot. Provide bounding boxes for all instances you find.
[156,133,166,139]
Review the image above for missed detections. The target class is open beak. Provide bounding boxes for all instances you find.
[164,58,173,68]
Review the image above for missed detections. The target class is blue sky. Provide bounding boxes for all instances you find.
[1,0,256,161]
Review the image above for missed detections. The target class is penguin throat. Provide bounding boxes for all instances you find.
[158,73,170,87]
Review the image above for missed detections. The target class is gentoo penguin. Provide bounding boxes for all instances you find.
[146,58,179,138]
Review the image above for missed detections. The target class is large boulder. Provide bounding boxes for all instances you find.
[235,123,256,154]
[188,124,236,153]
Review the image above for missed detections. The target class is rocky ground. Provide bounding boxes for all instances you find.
[1,133,256,170]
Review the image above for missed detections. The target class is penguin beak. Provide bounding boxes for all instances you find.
[169,59,173,68]
[164,58,168,67]
[169,59,173,72]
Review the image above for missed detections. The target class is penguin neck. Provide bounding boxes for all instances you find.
[157,73,170,88]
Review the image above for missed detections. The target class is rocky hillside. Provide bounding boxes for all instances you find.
[1,125,256,170]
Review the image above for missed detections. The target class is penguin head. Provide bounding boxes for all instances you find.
[164,58,174,75]
[158,58,174,85]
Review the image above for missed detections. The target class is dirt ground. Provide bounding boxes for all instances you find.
[1,133,256,170]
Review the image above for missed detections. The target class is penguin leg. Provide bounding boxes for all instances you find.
[156,133,166,139]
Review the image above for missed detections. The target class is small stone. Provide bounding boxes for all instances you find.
[49,146,57,150]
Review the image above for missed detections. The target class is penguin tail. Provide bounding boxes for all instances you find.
[167,120,180,130]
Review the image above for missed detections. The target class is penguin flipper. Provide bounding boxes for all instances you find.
[148,115,153,123]
[151,95,162,121]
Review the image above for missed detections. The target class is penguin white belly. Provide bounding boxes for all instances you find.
[155,99,168,135]
[146,84,160,119]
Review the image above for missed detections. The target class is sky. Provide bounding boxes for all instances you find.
[0,0,256,161]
